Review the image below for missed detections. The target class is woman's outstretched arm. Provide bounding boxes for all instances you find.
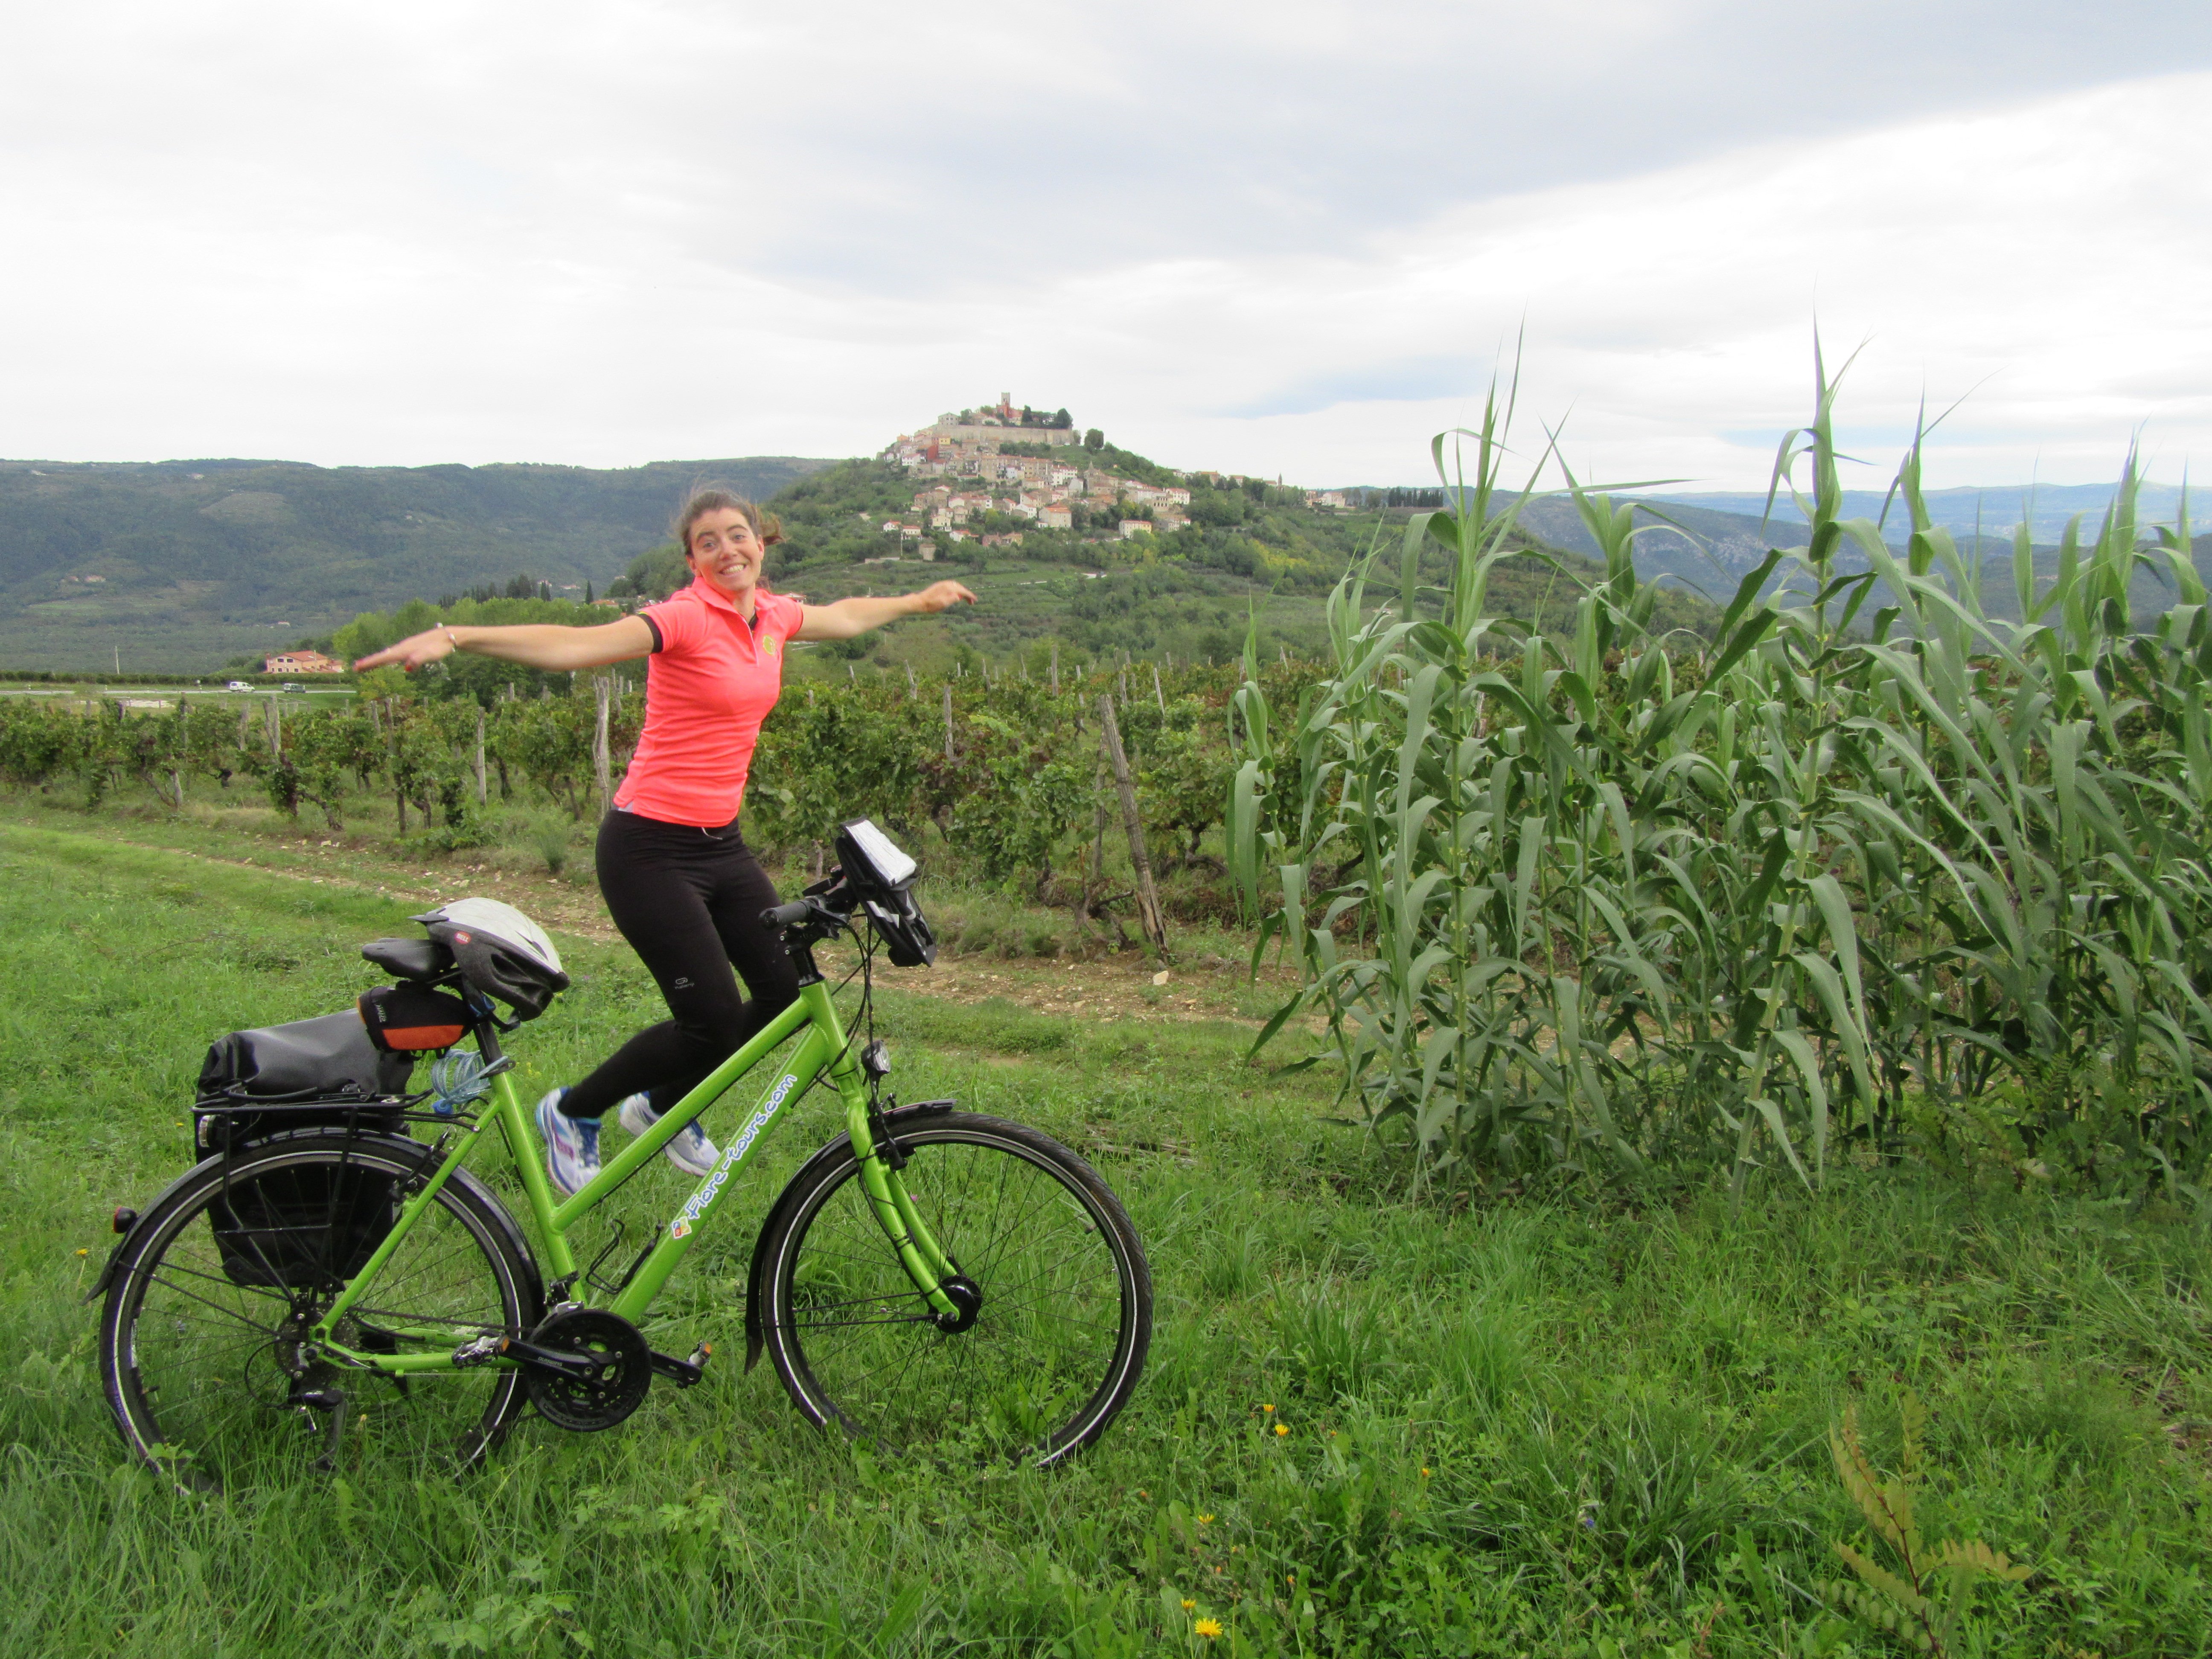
[795,581,978,641]
[354,616,656,674]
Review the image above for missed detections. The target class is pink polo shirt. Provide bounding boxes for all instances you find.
[614,579,805,828]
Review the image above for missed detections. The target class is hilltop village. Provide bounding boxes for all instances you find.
[873,393,1344,559]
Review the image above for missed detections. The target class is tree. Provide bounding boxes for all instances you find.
[290,709,378,830]
[1052,408,1072,429]
[0,701,81,788]
[608,544,689,602]
[1083,429,1105,452]
[497,693,597,818]
[945,712,1090,899]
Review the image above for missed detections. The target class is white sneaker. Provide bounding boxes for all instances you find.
[618,1092,721,1179]
[536,1088,601,1198]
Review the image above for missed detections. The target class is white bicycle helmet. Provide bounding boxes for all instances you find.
[410,897,570,1020]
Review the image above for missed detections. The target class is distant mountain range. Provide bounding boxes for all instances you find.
[1639,482,2202,547]
[1509,483,2211,619]
[0,456,830,671]
[6,442,2203,675]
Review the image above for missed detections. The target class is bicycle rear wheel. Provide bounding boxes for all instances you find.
[100,1133,539,1494]
[759,1112,1150,1465]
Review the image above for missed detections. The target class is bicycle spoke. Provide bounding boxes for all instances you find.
[106,1141,530,1493]
[765,1121,1148,1465]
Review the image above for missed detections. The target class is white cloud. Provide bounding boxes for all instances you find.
[0,4,2208,487]
[1067,72,2212,489]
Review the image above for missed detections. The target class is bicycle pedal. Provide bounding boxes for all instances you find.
[648,1341,712,1389]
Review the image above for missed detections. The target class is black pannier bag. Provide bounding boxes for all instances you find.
[195,1010,417,1290]
[206,1155,405,1292]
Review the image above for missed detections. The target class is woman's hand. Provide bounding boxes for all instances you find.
[795,582,980,643]
[354,628,457,672]
[911,580,979,614]
[353,616,653,673]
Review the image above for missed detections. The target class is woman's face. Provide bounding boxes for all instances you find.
[685,509,765,602]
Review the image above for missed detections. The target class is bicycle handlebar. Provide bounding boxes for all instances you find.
[761,899,814,930]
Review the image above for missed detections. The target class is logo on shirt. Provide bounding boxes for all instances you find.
[763,635,781,659]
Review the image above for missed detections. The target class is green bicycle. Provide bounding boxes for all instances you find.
[94,819,1152,1493]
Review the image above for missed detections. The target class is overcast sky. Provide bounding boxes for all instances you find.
[6,1,2210,489]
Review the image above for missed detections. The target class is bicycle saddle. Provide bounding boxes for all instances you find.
[361,937,452,981]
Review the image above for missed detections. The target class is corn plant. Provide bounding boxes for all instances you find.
[1231,349,2212,1196]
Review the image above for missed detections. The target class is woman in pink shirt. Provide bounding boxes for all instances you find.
[356,489,975,1195]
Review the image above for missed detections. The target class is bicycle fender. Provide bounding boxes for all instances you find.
[88,1157,222,1302]
[742,1099,958,1373]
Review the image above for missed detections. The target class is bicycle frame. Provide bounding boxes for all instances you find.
[307,969,961,1374]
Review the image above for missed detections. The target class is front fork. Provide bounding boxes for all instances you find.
[835,1051,963,1321]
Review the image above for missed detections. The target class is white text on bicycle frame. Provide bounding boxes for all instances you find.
[669,1072,798,1239]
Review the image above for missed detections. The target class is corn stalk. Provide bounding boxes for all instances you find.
[1231,352,2212,1196]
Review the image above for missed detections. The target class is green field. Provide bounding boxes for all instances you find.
[4,820,2212,1656]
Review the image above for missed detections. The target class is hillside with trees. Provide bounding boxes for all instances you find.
[576,454,1723,675]
[0,455,828,672]
[0,422,1738,675]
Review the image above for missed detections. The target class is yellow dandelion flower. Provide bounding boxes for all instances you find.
[1420,1467,1432,1478]
[1197,1512,1214,1524]
[1180,1599,1195,1611]
[1194,1618,1223,1639]
[1286,1574,1296,1586]
[1274,1422,1289,1436]
[1261,1403,1274,1412]
[74,1248,88,1257]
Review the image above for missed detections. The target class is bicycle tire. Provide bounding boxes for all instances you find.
[759,1112,1150,1465]
[100,1132,540,1494]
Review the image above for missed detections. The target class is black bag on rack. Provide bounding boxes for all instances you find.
[194,1011,414,1156]
[195,1010,417,1290]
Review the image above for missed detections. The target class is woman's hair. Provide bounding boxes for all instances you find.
[674,487,783,553]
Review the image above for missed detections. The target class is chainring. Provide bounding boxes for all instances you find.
[523,1306,652,1432]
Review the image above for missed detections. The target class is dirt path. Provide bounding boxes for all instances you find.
[3,811,1293,1027]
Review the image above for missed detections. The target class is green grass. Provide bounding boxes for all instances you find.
[4,822,2212,1656]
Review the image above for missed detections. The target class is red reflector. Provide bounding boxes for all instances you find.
[384,1023,467,1051]
[113,1207,137,1235]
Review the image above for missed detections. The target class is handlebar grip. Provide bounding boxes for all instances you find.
[762,899,814,929]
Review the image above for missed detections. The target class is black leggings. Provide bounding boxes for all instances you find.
[559,811,799,1121]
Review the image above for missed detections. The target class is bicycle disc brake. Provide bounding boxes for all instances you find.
[522,1306,651,1432]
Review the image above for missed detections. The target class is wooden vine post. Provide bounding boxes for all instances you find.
[943,683,955,762]
[1097,693,1169,960]
[473,707,488,805]
[591,677,613,809]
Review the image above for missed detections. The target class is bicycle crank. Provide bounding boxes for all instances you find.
[509,1305,652,1432]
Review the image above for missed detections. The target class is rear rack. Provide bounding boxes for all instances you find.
[191,1087,483,1142]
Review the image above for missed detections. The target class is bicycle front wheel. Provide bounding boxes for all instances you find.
[760,1112,1151,1465]
[100,1133,538,1494]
